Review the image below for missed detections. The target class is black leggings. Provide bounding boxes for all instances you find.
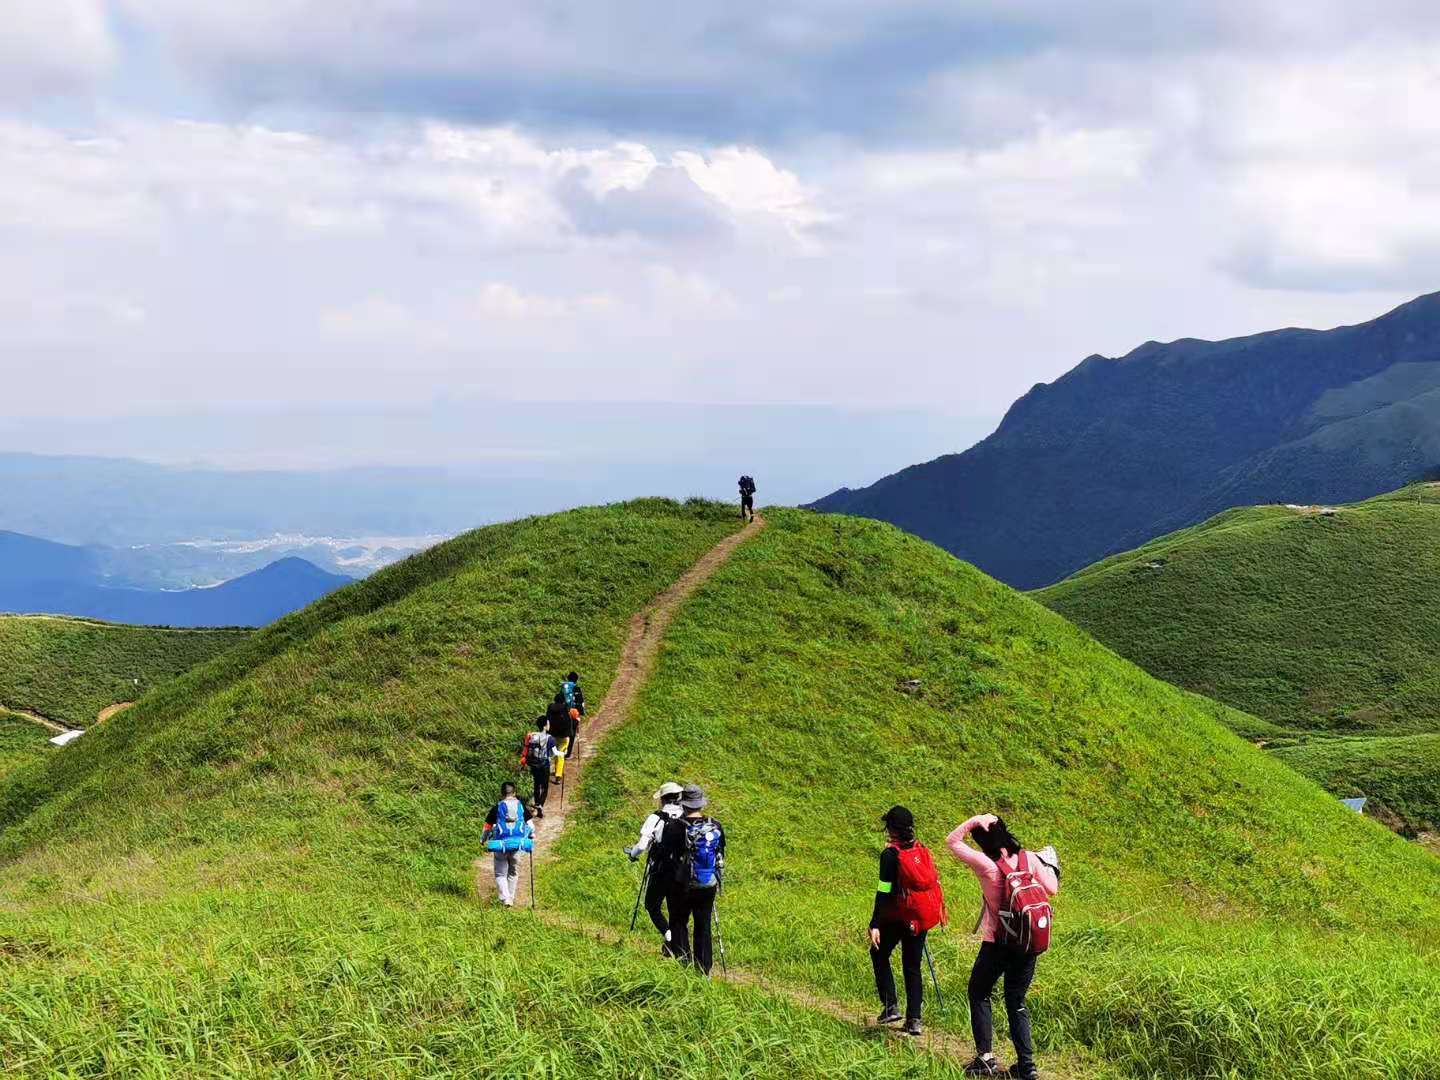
[529,766,550,809]
[643,862,671,946]
[871,923,927,1020]
[669,885,718,974]
[968,941,1039,1065]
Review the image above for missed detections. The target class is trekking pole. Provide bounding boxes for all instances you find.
[923,940,943,1009]
[529,848,536,910]
[713,869,728,975]
[629,859,651,933]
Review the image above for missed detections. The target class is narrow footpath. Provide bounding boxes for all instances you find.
[476,514,765,903]
[473,513,1089,1078]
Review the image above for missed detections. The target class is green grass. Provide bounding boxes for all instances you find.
[4,501,1438,1077]
[550,509,1440,1080]
[1036,484,1440,833]
[2,500,956,1078]
[0,713,51,784]
[0,615,249,728]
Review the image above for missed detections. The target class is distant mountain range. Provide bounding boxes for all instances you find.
[0,531,351,627]
[809,291,1440,588]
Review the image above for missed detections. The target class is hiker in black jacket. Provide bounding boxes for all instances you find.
[871,805,926,1037]
[518,716,557,816]
[546,693,574,782]
[738,475,756,522]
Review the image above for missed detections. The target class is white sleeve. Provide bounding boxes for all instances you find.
[634,812,661,851]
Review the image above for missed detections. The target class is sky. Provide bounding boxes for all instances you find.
[4,2,1440,470]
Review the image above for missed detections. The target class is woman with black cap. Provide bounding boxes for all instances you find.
[870,804,929,1036]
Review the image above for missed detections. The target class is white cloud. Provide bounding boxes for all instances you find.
[0,0,114,104]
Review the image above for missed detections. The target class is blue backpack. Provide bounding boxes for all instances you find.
[684,818,723,888]
[488,800,533,852]
[562,680,578,709]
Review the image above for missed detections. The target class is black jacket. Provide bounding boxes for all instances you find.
[546,698,574,741]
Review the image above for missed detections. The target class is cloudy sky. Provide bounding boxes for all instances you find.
[4,1,1439,459]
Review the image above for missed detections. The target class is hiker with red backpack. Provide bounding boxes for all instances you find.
[947,814,1059,1080]
[870,805,947,1037]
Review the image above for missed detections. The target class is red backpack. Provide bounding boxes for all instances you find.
[891,842,948,934]
[997,851,1052,954]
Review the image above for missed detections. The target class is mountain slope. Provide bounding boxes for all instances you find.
[0,555,352,627]
[0,615,249,728]
[1035,484,1440,832]
[811,290,1440,588]
[2,503,1437,1078]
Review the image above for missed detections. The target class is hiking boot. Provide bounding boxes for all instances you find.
[901,1018,923,1037]
[1002,1063,1039,1080]
[876,1006,902,1025]
[964,1055,1001,1076]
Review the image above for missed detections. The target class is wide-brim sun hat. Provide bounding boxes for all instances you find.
[681,784,708,809]
[653,781,684,800]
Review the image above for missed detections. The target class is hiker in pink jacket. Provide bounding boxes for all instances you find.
[947,814,1059,1080]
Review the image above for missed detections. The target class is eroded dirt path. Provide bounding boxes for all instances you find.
[0,704,72,735]
[474,514,765,903]
[95,702,133,724]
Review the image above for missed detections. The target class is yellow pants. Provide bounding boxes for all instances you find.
[553,737,571,779]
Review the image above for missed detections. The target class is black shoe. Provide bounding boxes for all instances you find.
[876,1006,902,1025]
[901,1018,923,1037]
[964,1055,1001,1076]
[1002,1063,1039,1080]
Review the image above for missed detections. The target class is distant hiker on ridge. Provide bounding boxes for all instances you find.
[947,814,1059,1080]
[519,715,558,817]
[870,805,945,1037]
[738,475,757,523]
[482,782,535,908]
[561,671,585,755]
[658,784,726,974]
[624,781,685,954]
[546,692,574,782]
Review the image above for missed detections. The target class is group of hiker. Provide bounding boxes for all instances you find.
[479,673,586,907]
[870,804,1059,1079]
[625,781,726,974]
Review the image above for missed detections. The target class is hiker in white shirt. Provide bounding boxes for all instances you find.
[624,781,684,953]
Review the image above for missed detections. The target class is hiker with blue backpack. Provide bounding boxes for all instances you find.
[558,672,586,762]
[738,475,756,523]
[657,784,726,974]
[870,805,947,1037]
[947,814,1059,1080]
[482,781,536,908]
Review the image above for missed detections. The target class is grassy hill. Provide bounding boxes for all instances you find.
[0,712,51,784]
[1035,484,1440,834]
[0,615,249,728]
[1,501,1437,1078]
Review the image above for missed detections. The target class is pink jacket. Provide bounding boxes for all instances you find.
[946,815,1059,942]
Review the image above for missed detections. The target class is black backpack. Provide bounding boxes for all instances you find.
[740,476,755,495]
[524,732,551,769]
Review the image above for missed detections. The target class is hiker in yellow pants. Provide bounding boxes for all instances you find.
[546,692,575,781]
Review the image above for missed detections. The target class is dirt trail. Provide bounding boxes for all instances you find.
[474,514,765,904]
[95,702,133,724]
[470,513,1089,1077]
[0,705,72,735]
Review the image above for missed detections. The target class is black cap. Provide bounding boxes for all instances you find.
[881,805,914,832]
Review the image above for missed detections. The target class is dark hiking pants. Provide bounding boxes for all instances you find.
[871,923,927,1020]
[670,885,717,974]
[529,766,550,809]
[969,940,1039,1065]
[644,860,672,948]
